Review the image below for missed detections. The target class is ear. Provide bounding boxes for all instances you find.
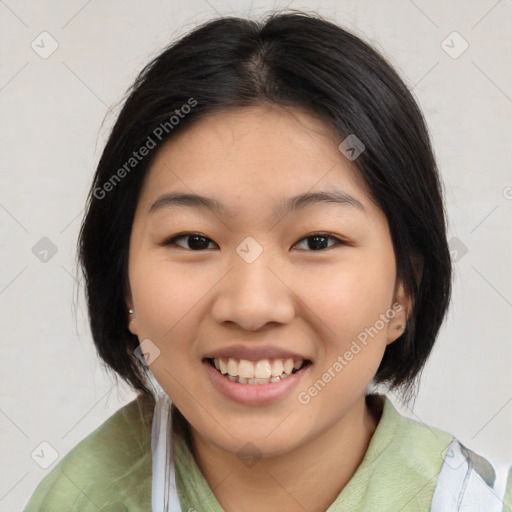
[386,280,412,346]
[386,252,423,345]
[126,296,139,336]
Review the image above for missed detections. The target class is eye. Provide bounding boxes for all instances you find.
[293,233,345,251]
[162,233,217,251]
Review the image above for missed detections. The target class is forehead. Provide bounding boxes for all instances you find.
[138,105,372,215]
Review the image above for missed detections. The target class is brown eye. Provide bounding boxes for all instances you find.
[163,233,216,250]
[294,233,344,251]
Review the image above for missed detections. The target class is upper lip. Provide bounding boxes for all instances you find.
[204,344,311,362]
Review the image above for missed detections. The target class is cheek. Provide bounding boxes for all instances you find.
[129,258,208,402]
[130,255,203,336]
[293,254,396,361]
[292,263,393,442]
[128,256,217,382]
[294,258,395,426]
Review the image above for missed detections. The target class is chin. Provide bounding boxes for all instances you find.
[192,414,313,459]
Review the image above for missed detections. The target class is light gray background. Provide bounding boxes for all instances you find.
[1,0,511,510]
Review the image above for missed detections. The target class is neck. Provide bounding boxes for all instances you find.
[189,394,380,512]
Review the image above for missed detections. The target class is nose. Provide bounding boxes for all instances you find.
[210,249,296,331]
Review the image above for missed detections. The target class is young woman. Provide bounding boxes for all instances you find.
[25,11,511,512]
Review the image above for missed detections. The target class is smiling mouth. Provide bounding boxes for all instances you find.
[205,357,312,385]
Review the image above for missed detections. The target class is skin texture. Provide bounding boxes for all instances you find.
[127,104,411,511]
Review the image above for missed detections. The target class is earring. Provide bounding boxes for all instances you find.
[129,309,134,314]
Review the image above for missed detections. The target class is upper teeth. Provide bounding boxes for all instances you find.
[213,357,303,379]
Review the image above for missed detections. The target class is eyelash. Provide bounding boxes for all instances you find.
[161,232,346,251]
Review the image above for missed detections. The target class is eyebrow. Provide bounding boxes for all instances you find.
[149,188,366,217]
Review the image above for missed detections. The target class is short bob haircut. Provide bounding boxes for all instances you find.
[77,11,452,405]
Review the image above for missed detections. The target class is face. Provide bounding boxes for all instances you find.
[127,104,409,458]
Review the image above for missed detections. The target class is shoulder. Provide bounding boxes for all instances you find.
[366,393,455,472]
[366,394,512,512]
[346,394,459,510]
[24,393,154,512]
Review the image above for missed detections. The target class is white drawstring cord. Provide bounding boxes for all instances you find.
[146,370,182,511]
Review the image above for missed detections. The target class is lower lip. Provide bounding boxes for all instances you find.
[202,360,310,406]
